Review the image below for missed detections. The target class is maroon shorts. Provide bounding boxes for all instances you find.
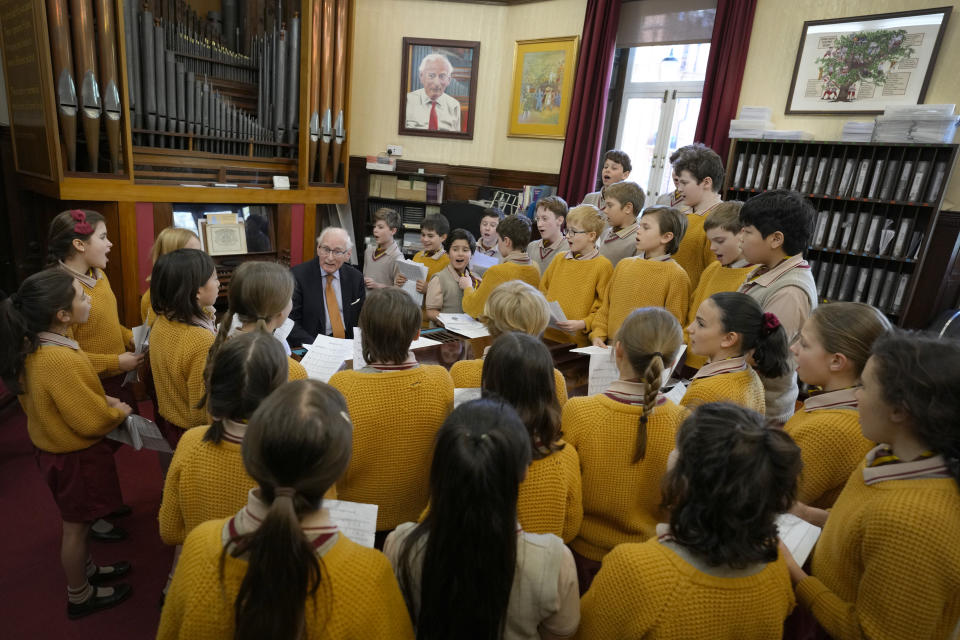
[155,415,186,450]
[100,373,139,413]
[571,547,603,595]
[34,440,123,523]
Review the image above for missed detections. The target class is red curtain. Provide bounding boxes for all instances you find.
[694,0,758,164]
[557,0,621,206]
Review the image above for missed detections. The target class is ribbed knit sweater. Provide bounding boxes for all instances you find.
[329,366,454,531]
[288,356,308,380]
[140,289,153,325]
[684,261,753,370]
[680,367,766,414]
[577,538,795,639]
[20,345,127,453]
[157,519,415,639]
[517,443,583,543]
[796,459,960,639]
[448,358,568,406]
[149,315,215,429]
[540,252,613,347]
[563,394,687,560]
[784,408,873,509]
[672,211,717,291]
[71,270,133,377]
[590,257,690,343]
[461,261,541,318]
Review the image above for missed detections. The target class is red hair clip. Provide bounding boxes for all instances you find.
[762,312,781,334]
[71,209,93,235]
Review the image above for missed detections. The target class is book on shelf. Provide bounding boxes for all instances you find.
[866,159,885,198]
[790,156,805,190]
[745,154,758,188]
[907,231,924,260]
[807,259,818,278]
[815,261,832,296]
[893,161,913,201]
[827,262,844,300]
[767,155,781,191]
[825,211,843,248]
[877,221,897,255]
[754,156,767,189]
[812,210,830,246]
[877,272,898,311]
[734,153,746,187]
[838,265,858,301]
[866,268,886,307]
[778,155,794,190]
[802,156,817,193]
[826,158,844,195]
[907,160,930,202]
[402,205,427,227]
[926,161,948,203]
[863,215,883,253]
[839,213,856,251]
[891,274,911,314]
[813,157,830,194]
[852,159,871,198]
[892,218,913,258]
[853,268,871,303]
[878,160,899,200]
[851,212,871,251]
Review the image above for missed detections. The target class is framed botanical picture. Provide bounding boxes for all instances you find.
[398,37,480,140]
[508,36,579,139]
[786,7,951,115]
[206,222,248,256]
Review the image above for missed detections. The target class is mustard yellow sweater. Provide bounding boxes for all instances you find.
[150,315,215,429]
[517,443,583,543]
[680,368,766,414]
[449,358,569,407]
[461,262,541,318]
[796,462,960,640]
[157,519,415,639]
[288,356,308,380]
[158,425,255,545]
[784,408,874,509]
[563,394,688,560]
[72,271,134,377]
[539,252,613,347]
[672,211,717,292]
[330,366,453,531]
[140,289,153,326]
[684,261,753,370]
[19,345,127,453]
[577,539,795,639]
[590,258,690,344]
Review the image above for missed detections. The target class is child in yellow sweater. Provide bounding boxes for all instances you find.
[141,226,202,325]
[461,214,541,318]
[330,288,454,544]
[449,280,568,405]
[565,307,688,592]
[482,332,582,542]
[670,143,725,289]
[783,331,960,640]
[395,214,450,328]
[424,228,481,325]
[159,379,414,639]
[528,195,570,273]
[149,248,220,448]
[597,180,643,267]
[682,292,790,414]
[786,302,891,509]
[1,270,132,619]
[578,402,800,638]
[540,204,612,347]
[684,201,754,370]
[207,261,307,382]
[591,204,691,346]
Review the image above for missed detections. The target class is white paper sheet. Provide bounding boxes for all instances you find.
[352,328,367,369]
[776,512,822,566]
[468,252,498,277]
[274,317,295,342]
[122,324,151,387]
[325,500,379,548]
[588,350,620,396]
[571,345,610,356]
[547,301,570,331]
[396,259,428,305]
[663,380,688,406]
[410,335,443,350]
[454,387,482,407]
[106,414,172,453]
[662,345,686,388]
[436,313,490,339]
[300,335,354,382]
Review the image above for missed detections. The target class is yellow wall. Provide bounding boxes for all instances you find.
[348,0,585,173]
[739,0,960,209]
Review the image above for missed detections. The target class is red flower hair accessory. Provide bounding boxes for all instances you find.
[71,210,93,235]
[762,312,781,334]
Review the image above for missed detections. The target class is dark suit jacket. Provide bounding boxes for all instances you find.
[288,260,365,347]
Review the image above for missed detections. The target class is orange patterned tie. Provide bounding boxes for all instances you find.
[325,275,346,339]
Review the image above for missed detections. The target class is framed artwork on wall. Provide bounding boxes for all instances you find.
[785,7,951,115]
[398,37,480,140]
[507,36,579,139]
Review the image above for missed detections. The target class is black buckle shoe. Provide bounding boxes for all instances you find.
[107,504,132,519]
[89,561,131,585]
[67,583,132,619]
[89,525,128,543]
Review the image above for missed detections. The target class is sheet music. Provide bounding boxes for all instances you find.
[396,259,428,305]
[571,345,610,356]
[436,313,489,339]
[588,349,620,396]
[410,335,443,350]
[776,512,822,566]
[663,380,688,405]
[274,317,295,342]
[352,329,367,368]
[122,324,151,387]
[454,387,482,407]
[106,414,172,453]
[547,301,570,331]
[325,499,378,548]
[300,335,354,382]
[468,252,498,277]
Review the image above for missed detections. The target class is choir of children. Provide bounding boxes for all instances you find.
[9,138,960,638]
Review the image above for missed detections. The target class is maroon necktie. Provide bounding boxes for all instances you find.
[428,101,438,130]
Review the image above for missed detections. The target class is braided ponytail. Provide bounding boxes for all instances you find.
[615,308,683,464]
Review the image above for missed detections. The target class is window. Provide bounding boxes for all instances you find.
[615,43,710,200]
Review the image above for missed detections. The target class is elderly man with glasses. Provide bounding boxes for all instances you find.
[288,227,366,347]
[405,52,461,132]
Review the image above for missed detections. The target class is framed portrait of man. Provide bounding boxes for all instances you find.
[398,37,480,140]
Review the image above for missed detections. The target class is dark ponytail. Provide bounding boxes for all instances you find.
[710,292,790,379]
[870,331,960,491]
[0,270,76,393]
[46,209,105,265]
[203,331,288,444]
[227,380,353,640]
[397,398,531,639]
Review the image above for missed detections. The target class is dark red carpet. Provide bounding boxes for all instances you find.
[0,402,172,639]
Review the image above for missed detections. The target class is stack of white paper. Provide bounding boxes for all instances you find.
[874,105,959,143]
[396,259,429,305]
[776,512,822,566]
[300,334,354,381]
[325,500,378,548]
[729,119,773,139]
[841,121,875,142]
[107,414,173,453]
[468,253,498,277]
[122,324,151,387]
[436,313,489,339]
[761,130,813,141]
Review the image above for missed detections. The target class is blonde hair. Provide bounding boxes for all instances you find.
[567,204,606,237]
[615,308,683,462]
[808,302,892,376]
[481,281,549,338]
[150,227,200,265]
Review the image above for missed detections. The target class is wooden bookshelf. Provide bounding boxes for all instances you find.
[725,139,959,328]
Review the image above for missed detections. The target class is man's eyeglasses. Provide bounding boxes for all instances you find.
[318,245,348,258]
